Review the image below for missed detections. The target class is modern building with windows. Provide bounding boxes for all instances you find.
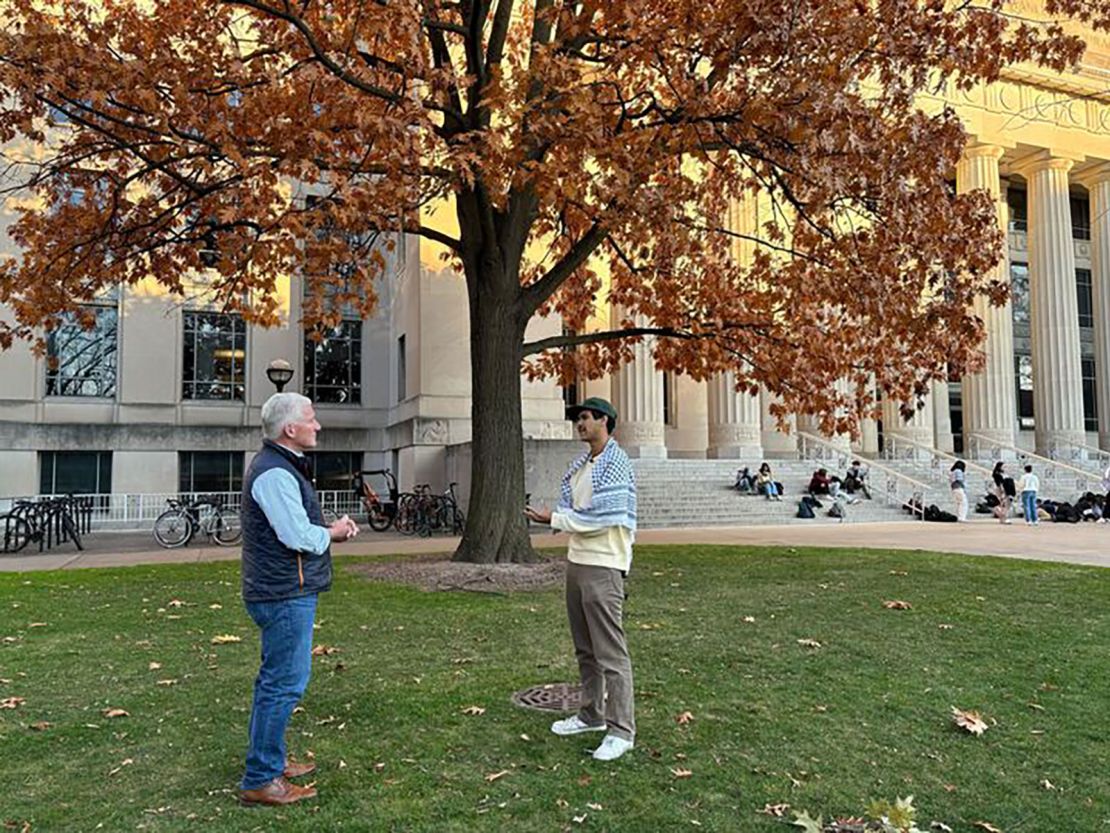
[2,7,1110,505]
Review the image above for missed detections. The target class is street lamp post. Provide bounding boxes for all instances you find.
[266,358,295,393]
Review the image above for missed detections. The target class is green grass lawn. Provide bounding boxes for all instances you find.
[1,545,1108,832]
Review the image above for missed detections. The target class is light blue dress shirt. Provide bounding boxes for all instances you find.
[251,468,330,555]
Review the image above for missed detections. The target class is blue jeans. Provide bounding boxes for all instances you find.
[1021,490,1038,524]
[242,594,317,790]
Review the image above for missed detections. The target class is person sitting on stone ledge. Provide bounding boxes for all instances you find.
[756,462,783,501]
[734,466,755,494]
[843,460,871,499]
[808,467,832,495]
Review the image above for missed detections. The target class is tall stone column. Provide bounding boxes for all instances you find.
[881,394,935,451]
[707,372,762,459]
[932,379,954,453]
[1021,154,1086,454]
[1083,170,1110,450]
[956,145,1017,454]
[612,311,667,458]
[796,378,853,453]
[760,389,797,458]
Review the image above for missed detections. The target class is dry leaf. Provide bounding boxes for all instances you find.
[210,634,241,644]
[311,645,340,656]
[108,758,134,776]
[155,679,178,687]
[577,774,592,787]
[675,710,694,725]
[102,708,130,719]
[0,696,25,709]
[1027,702,1045,711]
[930,823,953,832]
[586,802,603,810]
[28,622,47,628]
[797,638,822,649]
[29,720,52,731]
[462,705,486,716]
[759,803,791,817]
[741,616,756,623]
[484,770,510,782]
[889,570,908,576]
[572,815,587,824]
[938,624,955,630]
[972,823,1003,833]
[148,662,162,671]
[670,767,693,779]
[951,706,989,736]
[1040,779,1055,791]
[882,600,912,610]
[209,603,222,610]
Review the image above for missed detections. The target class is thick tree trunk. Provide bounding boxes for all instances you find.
[451,274,540,563]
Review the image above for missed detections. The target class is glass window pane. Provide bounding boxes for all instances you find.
[305,321,361,404]
[1076,269,1093,328]
[179,452,244,493]
[45,305,118,398]
[39,451,111,494]
[1010,263,1029,324]
[182,311,246,401]
[1008,188,1027,233]
[307,451,359,491]
[1082,358,1098,432]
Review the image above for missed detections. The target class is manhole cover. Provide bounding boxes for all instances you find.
[511,682,582,712]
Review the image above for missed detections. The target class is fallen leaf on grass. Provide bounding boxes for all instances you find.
[209,603,222,610]
[758,803,790,817]
[311,645,340,656]
[572,815,587,824]
[1040,779,1056,791]
[741,616,756,623]
[484,770,510,782]
[586,802,603,810]
[675,711,694,725]
[108,758,134,776]
[882,600,912,610]
[889,570,908,576]
[27,622,47,628]
[29,721,52,731]
[461,706,486,716]
[670,767,693,779]
[210,634,241,644]
[930,823,953,832]
[102,708,129,719]
[148,662,162,671]
[951,706,989,735]
[155,679,178,687]
[0,697,25,709]
[972,823,1003,833]
[797,638,822,649]
[1027,702,1045,711]
[577,774,591,787]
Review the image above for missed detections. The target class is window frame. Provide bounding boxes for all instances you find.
[45,301,119,399]
[181,310,247,402]
[303,320,363,405]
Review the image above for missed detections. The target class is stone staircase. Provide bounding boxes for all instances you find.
[631,459,921,528]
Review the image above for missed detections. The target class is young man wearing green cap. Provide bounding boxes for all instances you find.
[525,396,638,761]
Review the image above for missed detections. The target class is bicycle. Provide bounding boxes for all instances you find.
[353,469,398,532]
[153,495,241,548]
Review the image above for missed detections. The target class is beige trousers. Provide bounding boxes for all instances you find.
[565,562,635,741]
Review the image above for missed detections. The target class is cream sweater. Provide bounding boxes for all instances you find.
[551,458,633,572]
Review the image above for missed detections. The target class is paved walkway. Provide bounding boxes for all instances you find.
[2,518,1109,572]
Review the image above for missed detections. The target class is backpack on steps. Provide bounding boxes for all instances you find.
[796,499,815,519]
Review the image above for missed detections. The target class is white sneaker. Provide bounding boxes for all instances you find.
[591,734,634,761]
[550,715,606,736]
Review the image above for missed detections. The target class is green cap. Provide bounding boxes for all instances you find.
[566,396,618,424]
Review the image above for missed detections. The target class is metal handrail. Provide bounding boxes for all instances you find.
[798,431,929,519]
[1048,441,1110,471]
[966,434,1104,493]
[881,435,994,476]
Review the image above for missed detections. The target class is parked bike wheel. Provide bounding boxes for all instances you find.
[367,505,394,532]
[394,496,418,535]
[213,509,242,546]
[61,512,84,551]
[153,509,193,548]
[1,514,32,553]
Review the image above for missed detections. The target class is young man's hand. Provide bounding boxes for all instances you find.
[524,505,551,524]
[328,514,359,542]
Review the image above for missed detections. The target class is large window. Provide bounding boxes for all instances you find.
[1070,195,1091,241]
[1076,268,1094,328]
[307,451,361,491]
[1015,354,1034,429]
[182,311,246,401]
[1082,358,1098,433]
[45,304,118,398]
[40,451,112,495]
[179,452,243,493]
[1008,188,1027,233]
[1010,262,1029,324]
[304,321,362,404]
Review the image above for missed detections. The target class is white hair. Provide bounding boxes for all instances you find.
[261,392,312,441]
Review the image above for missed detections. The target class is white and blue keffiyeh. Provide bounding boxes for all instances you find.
[558,438,637,538]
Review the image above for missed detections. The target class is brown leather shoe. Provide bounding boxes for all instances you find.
[239,776,317,806]
[283,760,316,779]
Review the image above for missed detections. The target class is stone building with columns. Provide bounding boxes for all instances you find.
[2,8,1109,502]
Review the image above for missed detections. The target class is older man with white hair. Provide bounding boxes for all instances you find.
[238,392,359,807]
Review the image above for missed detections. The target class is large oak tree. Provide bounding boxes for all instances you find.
[2,0,1108,561]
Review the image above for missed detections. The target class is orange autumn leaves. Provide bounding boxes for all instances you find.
[2,1,1110,436]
